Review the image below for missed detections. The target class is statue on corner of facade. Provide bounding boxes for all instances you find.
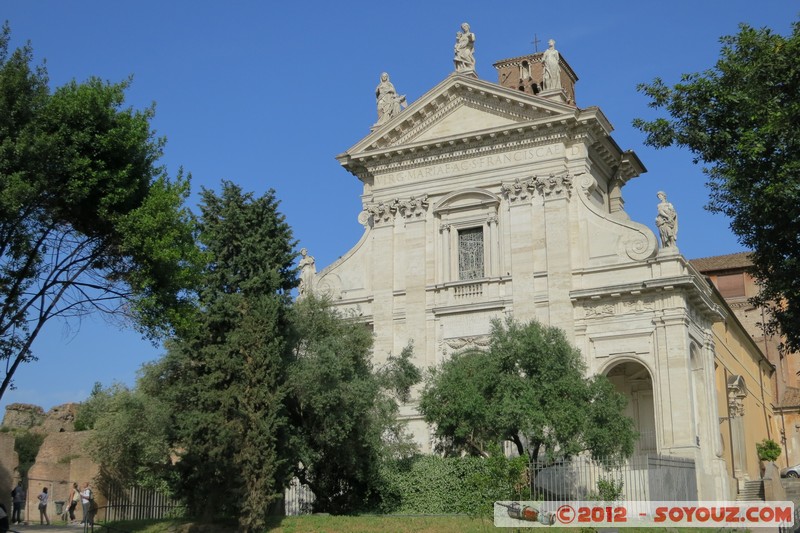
[375,72,407,126]
[453,22,476,73]
[298,247,316,298]
[541,38,562,91]
[655,191,678,248]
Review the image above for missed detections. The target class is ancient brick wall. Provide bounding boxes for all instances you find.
[1,404,45,430]
[0,433,19,514]
[0,402,104,523]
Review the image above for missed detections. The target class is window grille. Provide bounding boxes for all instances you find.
[458,227,484,280]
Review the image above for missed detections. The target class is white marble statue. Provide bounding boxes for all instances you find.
[453,22,476,73]
[375,72,407,125]
[541,39,562,91]
[655,191,678,248]
[298,247,316,298]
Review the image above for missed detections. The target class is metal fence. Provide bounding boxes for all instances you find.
[284,477,315,516]
[529,454,697,503]
[282,453,696,516]
[102,485,182,522]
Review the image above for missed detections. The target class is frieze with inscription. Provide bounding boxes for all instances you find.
[376,145,568,187]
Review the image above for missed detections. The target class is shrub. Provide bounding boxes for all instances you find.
[756,439,781,462]
[379,453,528,516]
[15,431,45,477]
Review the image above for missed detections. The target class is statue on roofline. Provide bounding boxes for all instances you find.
[453,22,476,73]
[375,72,407,126]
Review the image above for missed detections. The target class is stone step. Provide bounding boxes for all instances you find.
[737,481,765,502]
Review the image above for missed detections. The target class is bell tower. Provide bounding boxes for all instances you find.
[493,48,579,105]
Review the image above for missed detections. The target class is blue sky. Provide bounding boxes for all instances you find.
[1,1,797,414]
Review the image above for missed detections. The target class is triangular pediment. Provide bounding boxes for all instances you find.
[414,105,517,143]
[343,74,578,156]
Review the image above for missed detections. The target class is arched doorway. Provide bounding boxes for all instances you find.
[605,360,657,455]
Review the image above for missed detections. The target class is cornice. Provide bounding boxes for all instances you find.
[570,274,725,322]
[336,76,644,185]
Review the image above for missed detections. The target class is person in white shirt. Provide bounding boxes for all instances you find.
[80,482,93,525]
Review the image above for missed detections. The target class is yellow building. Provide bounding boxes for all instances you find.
[693,252,800,471]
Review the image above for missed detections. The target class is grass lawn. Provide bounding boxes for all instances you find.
[105,515,709,532]
[105,515,513,532]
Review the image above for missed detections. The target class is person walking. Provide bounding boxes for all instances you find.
[37,486,49,525]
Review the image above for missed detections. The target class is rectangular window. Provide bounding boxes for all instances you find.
[458,227,484,280]
[716,273,745,298]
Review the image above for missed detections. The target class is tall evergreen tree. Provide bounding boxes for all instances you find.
[155,181,296,532]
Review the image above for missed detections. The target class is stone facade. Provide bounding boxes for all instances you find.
[313,42,777,501]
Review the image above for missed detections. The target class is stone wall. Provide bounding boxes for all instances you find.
[2,404,45,430]
[0,433,18,513]
[0,403,100,524]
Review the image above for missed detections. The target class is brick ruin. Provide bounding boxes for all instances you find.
[0,403,100,524]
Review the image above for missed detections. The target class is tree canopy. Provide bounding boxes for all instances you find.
[148,182,297,532]
[287,296,419,514]
[419,318,637,463]
[633,20,800,350]
[88,182,421,526]
[0,25,198,400]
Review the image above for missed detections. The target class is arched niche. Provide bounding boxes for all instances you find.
[604,359,657,455]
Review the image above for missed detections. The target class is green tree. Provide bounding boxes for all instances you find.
[633,20,800,350]
[419,318,636,463]
[82,382,174,492]
[14,430,45,478]
[287,296,419,514]
[0,25,198,400]
[150,182,296,532]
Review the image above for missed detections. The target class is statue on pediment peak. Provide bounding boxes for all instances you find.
[453,22,476,73]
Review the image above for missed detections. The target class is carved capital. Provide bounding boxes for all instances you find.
[397,194,429,219]
[533,173,573,199]
[501,178,533,202]
[366,200,399,226]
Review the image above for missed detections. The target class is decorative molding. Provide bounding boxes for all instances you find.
[585,303,615,318]
[365,194,430,225]
[444,335,491,351]
[583,298,656,318]
[501,177,533,202]
[389,88,551,149]
[727,375,747,418]
[397,194,429,219]
[365,200,398,226]
[533,173,573,199]
[621,299,655,314]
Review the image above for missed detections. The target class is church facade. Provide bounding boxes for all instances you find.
[311,32,772,501]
